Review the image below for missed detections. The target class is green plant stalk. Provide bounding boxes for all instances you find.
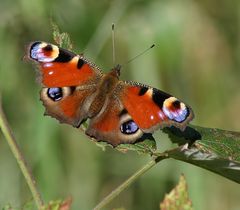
[0,96,44,209]
[93,156,167,210]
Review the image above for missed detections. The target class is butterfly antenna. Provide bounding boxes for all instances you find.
[123,44,155,67]
[112,23,116,66]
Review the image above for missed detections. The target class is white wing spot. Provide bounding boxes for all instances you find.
[146,88,153,97]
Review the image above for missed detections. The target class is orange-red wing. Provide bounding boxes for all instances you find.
[28,41,102,87]
[121,82,194,132]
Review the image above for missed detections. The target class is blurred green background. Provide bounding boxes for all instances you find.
[0,0,239,209]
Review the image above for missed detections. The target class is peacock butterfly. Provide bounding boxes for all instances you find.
[27,41,194,146]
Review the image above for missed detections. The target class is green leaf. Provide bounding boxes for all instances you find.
[42,198,72,210]
[94,137,157,154]
[116,138,157,154]
[160,175,193,210]
[51,21,73,50]
[164,125,240,183]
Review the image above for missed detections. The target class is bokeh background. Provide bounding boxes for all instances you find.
[0,0,240,209]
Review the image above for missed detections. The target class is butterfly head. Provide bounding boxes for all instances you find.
[109,64,121,78]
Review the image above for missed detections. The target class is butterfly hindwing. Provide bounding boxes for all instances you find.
[40,86,97,127]
[86,95,144,146]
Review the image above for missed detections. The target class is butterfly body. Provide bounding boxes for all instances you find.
[28,41,194,146]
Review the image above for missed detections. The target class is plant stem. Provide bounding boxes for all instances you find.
[93,155,167,210]
[0,95,44,209]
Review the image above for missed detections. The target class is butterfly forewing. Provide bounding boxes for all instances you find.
[120,81,194,132]
[29,41,102,87]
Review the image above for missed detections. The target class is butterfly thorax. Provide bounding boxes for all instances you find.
[88,69,119,117]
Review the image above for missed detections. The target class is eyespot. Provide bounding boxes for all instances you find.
[47,88,63,101]
[120,120,139,135]
[29,42,59,62]
[162,97,189,122]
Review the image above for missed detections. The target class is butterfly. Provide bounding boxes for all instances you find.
[27,41,194,146]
